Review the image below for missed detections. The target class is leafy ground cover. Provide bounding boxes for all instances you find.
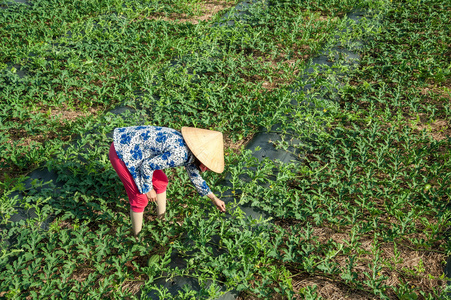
[1,0,450,299]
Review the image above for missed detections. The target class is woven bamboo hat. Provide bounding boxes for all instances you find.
[181,127,224,173]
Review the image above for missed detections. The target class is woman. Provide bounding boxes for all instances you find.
[109,125,226,237]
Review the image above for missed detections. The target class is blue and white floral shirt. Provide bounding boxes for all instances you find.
[113,126,212,197]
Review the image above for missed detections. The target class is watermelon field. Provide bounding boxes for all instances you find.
[1,0,451,298]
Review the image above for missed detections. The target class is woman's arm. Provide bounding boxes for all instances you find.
[184,164,225,212]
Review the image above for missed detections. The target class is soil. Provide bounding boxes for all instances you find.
[146,1,236,25]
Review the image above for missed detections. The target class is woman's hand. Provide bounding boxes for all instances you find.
[146,189,157,202]
[213,198,226,212]
[207,193,226,212]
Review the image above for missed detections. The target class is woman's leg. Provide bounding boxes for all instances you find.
[109,142,147,237]
[156,191,167,219]
[130,209,143,237]
[153,170,168,220]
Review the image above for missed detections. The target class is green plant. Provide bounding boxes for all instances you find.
[1,0,450,298]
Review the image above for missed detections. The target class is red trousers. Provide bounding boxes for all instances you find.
[109,143,168,213]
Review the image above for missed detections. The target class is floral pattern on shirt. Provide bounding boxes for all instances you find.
[113,126,212,196]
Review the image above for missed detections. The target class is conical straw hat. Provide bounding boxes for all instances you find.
[181,127,224,173]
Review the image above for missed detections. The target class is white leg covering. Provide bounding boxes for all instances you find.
[130,208,143,237]
[156,191,167,220]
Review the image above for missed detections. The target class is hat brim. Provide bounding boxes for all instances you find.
[182,127,224,173]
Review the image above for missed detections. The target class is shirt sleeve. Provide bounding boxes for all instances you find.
[185,163,212,197]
